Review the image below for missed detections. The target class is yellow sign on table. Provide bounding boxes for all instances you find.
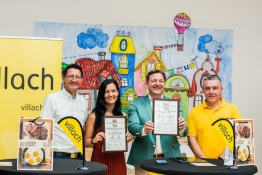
[0,36,62,159]
[212,118,234,153]
[58,117,84,154]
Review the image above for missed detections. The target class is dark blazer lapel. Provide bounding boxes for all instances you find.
[142,95,152,120]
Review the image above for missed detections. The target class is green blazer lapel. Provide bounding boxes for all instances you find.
[163,96,169,99]
[142,95,152,120]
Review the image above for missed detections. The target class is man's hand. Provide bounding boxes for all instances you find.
[178,116,186,132]
[144,121,154,134]
[219,150,225,159]
[188,136,206,158]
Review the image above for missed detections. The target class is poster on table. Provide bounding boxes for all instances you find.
[234,119,255,166]
[17,117,54,171]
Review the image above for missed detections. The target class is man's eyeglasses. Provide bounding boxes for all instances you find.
[66,75,82,80]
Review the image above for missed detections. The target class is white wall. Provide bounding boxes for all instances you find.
[1,0,261,172]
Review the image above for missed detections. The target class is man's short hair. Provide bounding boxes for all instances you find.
[146,69,166,82]
[202,75,222,86]
[62,63,83,77]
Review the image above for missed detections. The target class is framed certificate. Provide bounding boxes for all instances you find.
[102,116,127,152]
[152,99,179,135]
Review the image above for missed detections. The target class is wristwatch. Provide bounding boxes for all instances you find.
[91,138,96,145]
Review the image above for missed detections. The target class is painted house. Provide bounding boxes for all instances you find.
[120,87,138,114]
[188,55,221,110]
[76,52,121,113]
[164,74,190,121]
[134,46,167,97]
[109,31,136,96]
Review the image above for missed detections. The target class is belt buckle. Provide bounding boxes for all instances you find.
[70,153,77,159]
[155,154,163,158]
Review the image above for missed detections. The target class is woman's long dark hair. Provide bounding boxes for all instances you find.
[92,79,123,131]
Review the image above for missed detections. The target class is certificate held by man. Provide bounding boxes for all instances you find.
[102,116,127,152]
[152,99,179,135]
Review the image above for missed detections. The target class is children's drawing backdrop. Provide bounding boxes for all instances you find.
[34,18,233,121]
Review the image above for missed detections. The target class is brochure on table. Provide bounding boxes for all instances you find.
[234,119,255,166]
[17,117,54,171]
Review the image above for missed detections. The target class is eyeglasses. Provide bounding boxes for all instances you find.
[66,75,82,80]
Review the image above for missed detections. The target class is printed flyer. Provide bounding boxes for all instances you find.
[234,119,255,166]
[17,117,54,171]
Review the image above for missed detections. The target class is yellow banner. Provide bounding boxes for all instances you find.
[212,118,234,153]
[0,37,62,159]
[58,117,83,154]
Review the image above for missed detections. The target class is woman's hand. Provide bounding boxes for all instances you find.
[93,132,105,144]
[126,132,132,142]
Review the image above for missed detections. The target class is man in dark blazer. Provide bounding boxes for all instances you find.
[127,69,188,175]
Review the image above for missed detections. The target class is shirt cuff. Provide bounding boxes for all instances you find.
[142,127,147,136]
[179,127,185,136]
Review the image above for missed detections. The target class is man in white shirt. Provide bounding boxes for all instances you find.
[40,63,87,159]
[127,69,187,175]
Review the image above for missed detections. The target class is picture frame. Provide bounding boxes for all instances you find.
[102,116,127,152]
[152,99,179,135]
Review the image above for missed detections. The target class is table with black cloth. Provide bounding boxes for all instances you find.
[140,158,258,175]
[0,159,107,175]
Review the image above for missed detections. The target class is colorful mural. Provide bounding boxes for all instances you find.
[33,17,234,117]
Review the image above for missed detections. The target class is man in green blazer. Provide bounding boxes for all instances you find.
[127,69,188,175]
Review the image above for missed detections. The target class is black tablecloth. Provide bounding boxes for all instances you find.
[0,159,107,175]
[140,158,258,175]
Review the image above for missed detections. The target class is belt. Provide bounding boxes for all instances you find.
[153,153,165,158]
[54,152,81,159]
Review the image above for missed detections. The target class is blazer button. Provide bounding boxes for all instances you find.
[153,145,156,147]
[135,132,139,135]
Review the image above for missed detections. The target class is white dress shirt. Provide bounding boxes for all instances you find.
[40,88,87,153]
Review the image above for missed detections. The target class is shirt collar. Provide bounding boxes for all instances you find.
[62,88,79,99]
[203,97,224,109]
[148,94,164,102]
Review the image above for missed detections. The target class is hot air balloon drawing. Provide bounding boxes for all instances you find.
[174,13,191,51]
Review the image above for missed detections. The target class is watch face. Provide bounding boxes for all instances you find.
[23,148,45,165]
